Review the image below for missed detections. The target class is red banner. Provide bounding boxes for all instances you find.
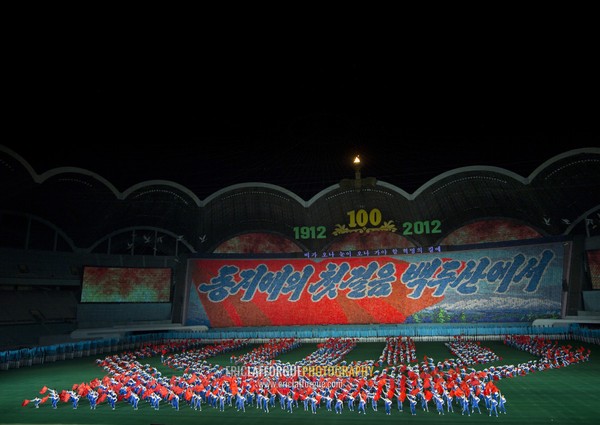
[189,257,441,327]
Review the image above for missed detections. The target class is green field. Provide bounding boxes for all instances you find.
[0,339,597,425]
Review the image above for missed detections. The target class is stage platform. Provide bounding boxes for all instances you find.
[533,315,600,327]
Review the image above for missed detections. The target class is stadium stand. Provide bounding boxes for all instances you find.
[1,145,600,364]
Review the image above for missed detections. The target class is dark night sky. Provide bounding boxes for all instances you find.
[3,29,597,200]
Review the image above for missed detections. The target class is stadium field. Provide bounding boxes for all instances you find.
[0,339,597,425]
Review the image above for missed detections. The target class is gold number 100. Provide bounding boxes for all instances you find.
[347,208,382,227]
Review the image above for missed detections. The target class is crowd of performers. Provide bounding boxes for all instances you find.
[445,339,500,365]
[376,335,417,366]
[22,334,590,417]
[229,337,300,365]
